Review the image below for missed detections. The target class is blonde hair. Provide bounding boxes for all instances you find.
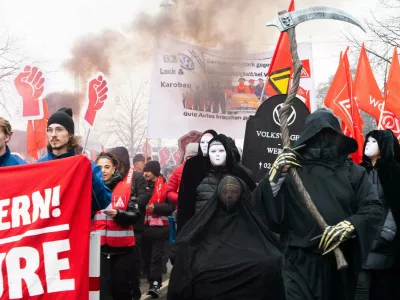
[0,117,12,136]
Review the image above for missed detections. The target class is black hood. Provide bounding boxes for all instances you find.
[208,134,239,169]
[361,129,400,165]
[197,129,218,155]
[295,109,358,155]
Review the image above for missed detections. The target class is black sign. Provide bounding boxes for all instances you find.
[242,95,310,183]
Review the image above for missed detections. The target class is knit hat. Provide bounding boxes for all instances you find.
[133,154,145,164]
[48,108,74,134]
[184,143,199,161]
[143,161,161,177]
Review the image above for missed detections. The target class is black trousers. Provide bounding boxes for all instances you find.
[142,226,169,285]
[131,245,142,300]
[100,251,135,300]
[355,269,399,300]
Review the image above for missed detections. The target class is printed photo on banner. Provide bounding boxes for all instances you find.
[148,37,316,138]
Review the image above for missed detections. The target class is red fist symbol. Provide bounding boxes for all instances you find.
[84,75,108,126]
[158,147,172,167]
[14,66,45,118]
[173,149,182,165]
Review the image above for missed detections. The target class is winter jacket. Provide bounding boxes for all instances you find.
[195,169,226,214]
[101,172,141,254]
[37,150,111,212]
[148,176,176,218]
[0,146,27,167]
[167,164,184,204]
[130,171,152,234]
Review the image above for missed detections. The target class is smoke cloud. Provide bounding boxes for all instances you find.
[45,91,82,117]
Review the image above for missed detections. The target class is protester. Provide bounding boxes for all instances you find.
[0,117,27,167]
[177,133,255,232]
[176,130,217,231]
[234,78,251,94]
[142,161,175,298]
[354,129,400,300]
[254,109,383,300]
[133,154,146,172]
[94,152,142,300]
[168,176,285,300]
[38,108,111,211]
[167,143,199,205]
[248,79,256,93]
[109,146,150,299]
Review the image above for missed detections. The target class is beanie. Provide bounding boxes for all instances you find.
[48,108,74,134]
[143,161,161,177]
[133,154,145,164]
[184,143,199,161]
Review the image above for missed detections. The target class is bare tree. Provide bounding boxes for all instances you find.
[0,32,24,117]
[102,81,148,156]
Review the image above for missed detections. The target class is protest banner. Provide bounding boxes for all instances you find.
[148,37,316,138]
[0,155,92,299]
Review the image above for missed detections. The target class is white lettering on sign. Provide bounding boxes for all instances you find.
[0,185,61,231]
[0,239,74,298]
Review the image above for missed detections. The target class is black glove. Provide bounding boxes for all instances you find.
[319,220,355,255]
[269,148,301,183]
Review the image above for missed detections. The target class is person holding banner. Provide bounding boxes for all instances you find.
[94,152,142,300]
[38,107,111,211]
[0,117,27,167]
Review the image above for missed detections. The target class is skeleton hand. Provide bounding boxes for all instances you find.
[319,220,355,255]
[269,148,301,183]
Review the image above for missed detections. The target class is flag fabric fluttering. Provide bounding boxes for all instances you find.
[384,47,400,120]
[265,0,295,97]
[353,43,383,122]
[324,49,364,163]
[26,101,49,159]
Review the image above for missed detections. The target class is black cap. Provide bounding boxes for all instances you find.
[143,161,161,177]
[133,154,145,163]
[48,108,74,134]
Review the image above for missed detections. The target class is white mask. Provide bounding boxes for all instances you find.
[200,134,213,156]
[364,137,380,158]
[209,143,227,166]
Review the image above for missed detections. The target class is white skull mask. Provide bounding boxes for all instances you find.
[200,133,213,156]
[364,137,380,158]
[209,142,227,166]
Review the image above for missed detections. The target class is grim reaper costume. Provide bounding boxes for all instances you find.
[168,176,285,300]
[254,109,383,300]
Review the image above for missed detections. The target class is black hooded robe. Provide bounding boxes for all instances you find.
[168,177,285,300]
[254,109,383,300]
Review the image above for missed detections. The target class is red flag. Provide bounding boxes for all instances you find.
[353,43,383,121]
[384,47,400,119]
[266,0,295,97]
[324,49,364,163]
[26,101,49,160]
[296,86,311,111]
[0,155,92,299]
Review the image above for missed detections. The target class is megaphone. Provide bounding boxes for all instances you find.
[160,0,173,7]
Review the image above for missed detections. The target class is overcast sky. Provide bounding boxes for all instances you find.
[0,0,379,131]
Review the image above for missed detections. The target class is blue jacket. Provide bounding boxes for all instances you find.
[0,146,27,167]
[37,150,111,211]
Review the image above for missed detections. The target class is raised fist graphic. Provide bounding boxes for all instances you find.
[178,130,202,155]
[173,149,182,165]
[14,66,45,118]
[158,147,172,167]
[84,74,108,126]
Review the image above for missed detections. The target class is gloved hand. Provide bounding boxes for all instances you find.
[269,148,301,183]
[319,220,355,255]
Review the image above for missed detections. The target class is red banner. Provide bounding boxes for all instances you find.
[0,155,92,299]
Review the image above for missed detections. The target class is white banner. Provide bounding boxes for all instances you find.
[148,37,316,138]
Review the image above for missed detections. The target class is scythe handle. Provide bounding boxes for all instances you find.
[279,28,348,270]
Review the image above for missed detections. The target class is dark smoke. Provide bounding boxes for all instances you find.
[45,92,82,117]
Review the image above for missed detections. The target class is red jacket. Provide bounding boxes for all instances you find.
[167,164,183,204]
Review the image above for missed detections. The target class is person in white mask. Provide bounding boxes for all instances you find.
[176,130,218,231]
[355,130,400,300]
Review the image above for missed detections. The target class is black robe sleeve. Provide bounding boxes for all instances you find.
[253,177,287,233]
[346,164,384,262]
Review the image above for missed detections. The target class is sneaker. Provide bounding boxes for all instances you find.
[147,281,160,299]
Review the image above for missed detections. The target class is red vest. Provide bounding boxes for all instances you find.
[92,168,135,247]
[145,176,169,227]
